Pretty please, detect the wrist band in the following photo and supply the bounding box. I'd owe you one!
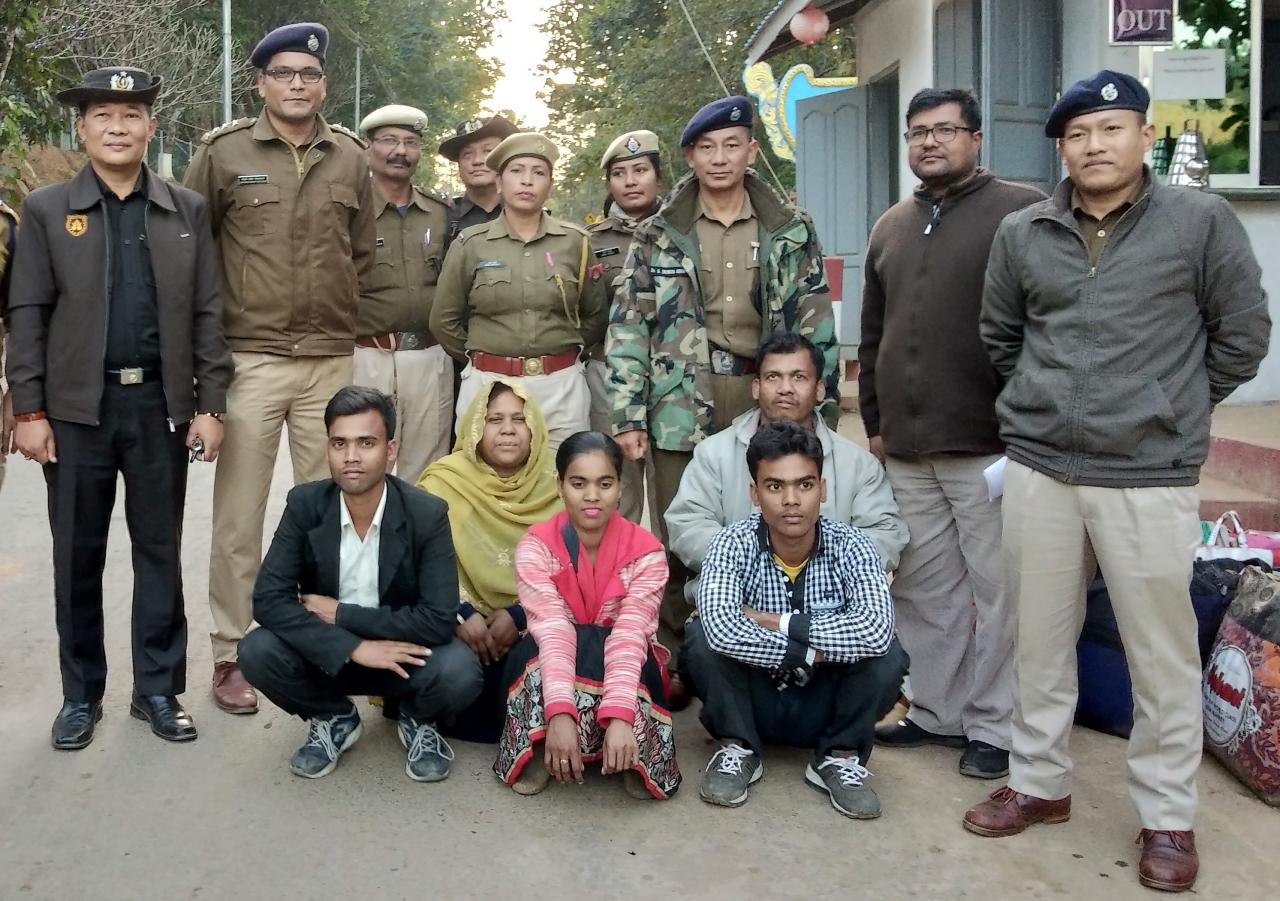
[15,411,47,422]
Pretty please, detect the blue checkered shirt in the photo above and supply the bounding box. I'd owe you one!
[696,513,895,670]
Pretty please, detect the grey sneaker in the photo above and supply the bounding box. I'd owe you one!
[699,743,762,807]
[399,715,454,782]
[290,705,362,778]
[805,754,881,819]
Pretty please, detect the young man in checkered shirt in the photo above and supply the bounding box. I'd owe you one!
[681,421,908,818]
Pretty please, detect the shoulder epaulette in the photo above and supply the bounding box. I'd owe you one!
[561,220,590,238]
[200,117,255,144]
[330,122,367,147]
[586,216,615,234]
[456,222,490,243]
[414,185,452,207]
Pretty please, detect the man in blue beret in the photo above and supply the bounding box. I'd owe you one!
[964,69,1271,893]
[605,94,838,708]
[184,21,376,716]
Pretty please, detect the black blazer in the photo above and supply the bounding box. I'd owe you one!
[252,476,459,676]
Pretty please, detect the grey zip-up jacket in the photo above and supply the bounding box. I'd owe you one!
[981,172,1270,487]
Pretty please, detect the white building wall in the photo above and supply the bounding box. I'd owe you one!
[853,0,938,200]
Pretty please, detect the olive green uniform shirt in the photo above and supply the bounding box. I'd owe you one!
[585,209,652,360]
[430,212,607,360]
[360,185,450,336]
[183,114,376,356]
[1071,174,1151,267]
[696,193,762,358]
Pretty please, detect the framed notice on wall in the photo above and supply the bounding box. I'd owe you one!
[1109,0,1177,45]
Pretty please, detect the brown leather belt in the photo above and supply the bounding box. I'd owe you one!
[356,331,437,351]
[471,349,580,377]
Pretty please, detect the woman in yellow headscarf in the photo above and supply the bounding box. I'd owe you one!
[418,379,562,741]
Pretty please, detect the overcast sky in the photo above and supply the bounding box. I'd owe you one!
[484,0,557,127]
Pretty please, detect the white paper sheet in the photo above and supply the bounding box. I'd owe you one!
[984,456,1008,502]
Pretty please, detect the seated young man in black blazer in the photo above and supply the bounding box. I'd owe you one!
[239,386,482,781]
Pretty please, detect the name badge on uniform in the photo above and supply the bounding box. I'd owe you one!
[376,236,385,247]
[593,246,621,259]
[237,174,269,185]
[476,260,507,269]
[649,265,687,277]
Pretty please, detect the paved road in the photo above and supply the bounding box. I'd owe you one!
[0,441,1271,900]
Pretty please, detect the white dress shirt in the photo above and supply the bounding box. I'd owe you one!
[338,484,388,610]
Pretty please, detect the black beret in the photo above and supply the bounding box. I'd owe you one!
[57,67,161,108]
[681,95,755,147]
[251,22,329,69]
[1045,69,1148,138]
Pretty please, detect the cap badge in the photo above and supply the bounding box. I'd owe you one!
[110,71,135,92]
[307,33,320,52]
[1100,83,1119,102]
[625,136,641,154]
[414,117,425,132]
[468,118,484,134]
[730,106,742,122]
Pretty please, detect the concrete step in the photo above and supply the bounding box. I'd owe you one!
[1204,404,1280,498]
[1198,474,1280,532]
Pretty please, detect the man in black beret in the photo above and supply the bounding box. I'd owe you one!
[964,69,1271,893]
[184,21,376,716]
[439,115,519,240]
[8,66,232,749]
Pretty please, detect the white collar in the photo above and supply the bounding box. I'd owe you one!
[340,480,388,533]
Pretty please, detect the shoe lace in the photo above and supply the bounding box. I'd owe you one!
[820,755,872,787]
[1138,830,1194,853]
[404,719,455,764]
[305,716,343,759]
[712,743,754,776]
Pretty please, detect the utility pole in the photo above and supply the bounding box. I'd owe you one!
[222,0,232,121]
[354,44,362,129]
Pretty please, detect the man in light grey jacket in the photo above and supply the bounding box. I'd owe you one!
[965,70,1270,895]
[666,332,907,602]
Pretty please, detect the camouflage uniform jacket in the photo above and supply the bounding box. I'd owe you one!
[606,170,836,452]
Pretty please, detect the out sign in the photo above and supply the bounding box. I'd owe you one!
[1110,0,1176,45]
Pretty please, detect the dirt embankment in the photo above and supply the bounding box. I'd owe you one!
[1,144,86,204]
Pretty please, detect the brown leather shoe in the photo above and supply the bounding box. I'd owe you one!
[1137,830,1198,892]
[962,786,1071,837]
[212,661,259,714]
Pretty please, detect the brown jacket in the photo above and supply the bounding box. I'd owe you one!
[183,114,376,355]
[859,170,1044,456]
[4,165,232,426]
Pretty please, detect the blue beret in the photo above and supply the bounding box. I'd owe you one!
[251,22,329,69]
[681,95,755,147]
[1045,69,1148,138]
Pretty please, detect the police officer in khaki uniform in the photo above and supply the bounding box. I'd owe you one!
[0,198,17,489]
[431,133,606,448]
[439,115,519,241]
[184,22,376,714]
[587,130,663,525]
[355,104,453,482]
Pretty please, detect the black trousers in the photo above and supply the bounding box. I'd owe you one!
[238,629,484,722]
[45,382,189,701]
[681,618,909,762]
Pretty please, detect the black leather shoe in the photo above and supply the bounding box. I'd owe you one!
[51,699,104,750]
[130,693,198,742]
[874,717,967,748]
[960,739,1010,779]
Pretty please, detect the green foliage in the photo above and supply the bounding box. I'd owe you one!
[541,0,852,222]
[1176,0,1250,151]
[0,2,67,190]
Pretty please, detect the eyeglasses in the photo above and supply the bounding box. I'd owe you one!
[372,135,422,151]
[904,125,975,146]
[263,67,325,84]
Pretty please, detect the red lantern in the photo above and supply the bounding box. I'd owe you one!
[790,4,830,46]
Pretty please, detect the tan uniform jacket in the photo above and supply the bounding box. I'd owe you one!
[430,212,606,360]
[361,185,450,336]
[184,114,376,356]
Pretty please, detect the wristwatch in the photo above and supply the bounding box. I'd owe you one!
[197,411,226,421]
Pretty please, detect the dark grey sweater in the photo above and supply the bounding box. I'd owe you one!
[859,170,1045,456]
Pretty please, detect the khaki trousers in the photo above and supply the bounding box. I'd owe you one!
[353,344,454,483]
[456,360,589,451]
[208,352,352,663]
[1003,460,1202,829]
[886,453,1012,748]
[587,360,654,527]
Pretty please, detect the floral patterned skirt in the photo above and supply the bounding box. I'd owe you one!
[494,625,682,798]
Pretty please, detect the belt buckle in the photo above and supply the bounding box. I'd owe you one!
[710,349,734,376]
[398,332,422,351]
[522,356,544,376]
[118,367,144,385]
